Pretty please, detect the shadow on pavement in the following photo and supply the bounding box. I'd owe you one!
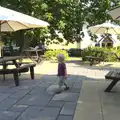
[64,60,119,71]
[0,73,107,88]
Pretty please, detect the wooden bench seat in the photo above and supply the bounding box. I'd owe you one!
[105,70,120,92]
[0,63,36,86]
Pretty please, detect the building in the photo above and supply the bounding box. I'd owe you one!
[95,34,120,48]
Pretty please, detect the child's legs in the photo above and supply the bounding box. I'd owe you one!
[64,82,68,87]
[58,76,65,88]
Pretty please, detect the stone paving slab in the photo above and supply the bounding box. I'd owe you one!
[46,85,59,93]
[8,104,28,112]
[15,84,36,90]
[17,106,44,120]
[40,75,57,82]
[66,81,75,88]
[30,90,55,96]
[70,88,81,93]
[17,94,52,106]
[70,80,83,93]
[20,80,43,85]
[11,80,44,91]
[47,100,64,108]
[0,87,19,93]
[103,111,120,120]
[74,110,103,120]
[0,98,19,110]
[10,90,30,99]
[76,101,101,112]
[57,115,73,120]
[29,86,48,94]
[0,111,21,120]
[0,93,12,102]
[17,106,60,120]
[72,81,83,89]
[60,102,77,115]
[38,81,52,88]
[38,107,60,118]
[52,92,79,102]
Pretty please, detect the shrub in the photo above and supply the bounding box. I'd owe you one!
[45,49,69,60]
[82,47,120,62]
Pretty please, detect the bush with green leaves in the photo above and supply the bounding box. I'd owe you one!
[82,47,120,62]
[45,49,69,60]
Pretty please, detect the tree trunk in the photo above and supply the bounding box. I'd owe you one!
[15,30,25,55]
[77,41,81,49]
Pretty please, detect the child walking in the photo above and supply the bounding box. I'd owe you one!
[56,54,69,94]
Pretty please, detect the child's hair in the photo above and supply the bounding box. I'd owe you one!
[57,54,65,63]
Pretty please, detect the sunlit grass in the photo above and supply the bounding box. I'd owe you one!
[67,57,82,61]
[20,58,33,63]
[21,57,120,68]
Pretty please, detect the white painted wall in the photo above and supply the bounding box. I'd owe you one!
[80,24,95,49]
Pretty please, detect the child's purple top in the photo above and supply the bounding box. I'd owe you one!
[58,63,66,76]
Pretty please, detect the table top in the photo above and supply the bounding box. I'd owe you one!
[24,49,42,52]
[0,56,21,63]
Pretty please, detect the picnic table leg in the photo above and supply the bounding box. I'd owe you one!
[37,57,42,64]
[13,72,19,86]
[30,66,34,79]
[3,74,5,81]
[2,62,7,81]
[90,59,94,66]
[105,79,119,92]
[12,60,19,68]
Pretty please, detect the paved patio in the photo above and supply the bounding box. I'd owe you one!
[0,75,82,120]
[0,61,119,120]
[73,80,120,120]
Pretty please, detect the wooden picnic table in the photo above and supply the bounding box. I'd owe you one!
[0,56,22,81]
[105,70,120,92]
[23,49,43,64]
[0,56,22,69]
[83,51,106,66]
[84,56,103,66]
[0,56,36,86]
[0,56,21,62]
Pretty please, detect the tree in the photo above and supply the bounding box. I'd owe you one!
[0,0,120,46]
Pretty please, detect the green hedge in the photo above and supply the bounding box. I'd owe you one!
[82,47,120,62]
[68,48,82,57]
[44,49,69,60]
